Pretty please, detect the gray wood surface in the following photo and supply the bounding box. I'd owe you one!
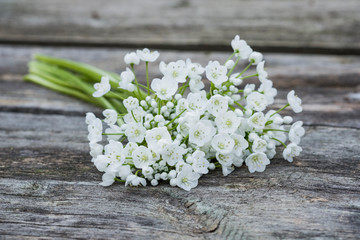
[0,43,359,239]
[0,0,360,52]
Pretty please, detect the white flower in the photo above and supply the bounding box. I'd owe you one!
[191,150,209,174]
[231,35,253,59]
[289,121,305,144]
[93,75,111,97]
[117,165,132,180]
[94,140,123,172]
[85,112,96,124]
[231,134,248,157]
[215,111,241,134]
[246,92,268,112]
[245,152,270,173]
[123,107,146,123]
[247,112,266,131]
[160,60,188,83]
[252,138,268,153]
[249,51,263,65]
[136,48,160,62]
[207,94,229,117]
[222,165,235,176]
[205,61,228,87]
[256,61,268,82]
[123,96,139,111]
[124,52,140,65]
[123,142,138,163]
[258,80,277,105]
[132,146,154,168]
[89,142,103,162]
[189,120,216,147]
[186,58,205,79]
[186,90,207,114]
[216,152,234,166]
[119,67,135,92]
[287,90,303,113]
[99,172,115,187]
[162,143,187,166]
[225,60,235,69]
[175,98,188,115]
[176,165,200,191]
[145,127,172,152]
[125,175,147,187]
[283,143,302,162]
[104,125,123,141]
[189,75,205,93]
[102,109,117,125]
[88,118,103,143]
[211,133,235,154]
[124,122,146,143]
[151,77,178,100]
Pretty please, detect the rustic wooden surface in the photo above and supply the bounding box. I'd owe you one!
[0,0,360,53]
[0,1,360,239]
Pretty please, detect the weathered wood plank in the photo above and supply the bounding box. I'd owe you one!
[0,111,359,239]
[0,0,359,52]
[1,45,359,127]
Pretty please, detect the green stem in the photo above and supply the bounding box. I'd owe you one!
[241,73,258,80]
[227,57,240,77]
[271,137,287,148]
[236,62,253,78]
[146,62,150,95]
[131,64,142,99]
[165,109,186,127]
[234,101,246,111]
[270,104,290,118]
[264,129,289,133]
[224,52,235,64]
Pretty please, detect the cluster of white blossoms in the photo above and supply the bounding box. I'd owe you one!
[86,36,304,191]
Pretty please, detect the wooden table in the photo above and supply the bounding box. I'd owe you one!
[0,1,359,239]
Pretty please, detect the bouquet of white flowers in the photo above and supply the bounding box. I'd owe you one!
[25,35,304,191]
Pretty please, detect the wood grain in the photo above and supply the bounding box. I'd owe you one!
[0,0,359,52]
[0,111,359,239]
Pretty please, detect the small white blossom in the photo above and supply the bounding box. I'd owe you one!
[124,122,146,143]
[189,120,216,147]
[123,107,146,123]
[246,92,268,112]
[123,96,139,111]
[207,94,229,117]
[145,127,172,152]
[160,60,188,83]
[151,77,178,100]
[102,109,117,125]
[247,112,266,131]
[215,111,241,134]
[287,90,303,113]
[186,91,207,114]
[283,143,302,162]
[162,143,187,166]
[93,76,111,97]
[231,35,253,59]
[216,152,235,167]
[191,150,209,174]
[189,75,205,93]
[136,48,160,62]
[249,51,263,65]
[211,133,235,154]
[205,61,228,87]
[124,52,140,65]
[289,121,305,144]
[245,152,270,173]
[186,58,205,79]
[132,146,154,168]
[252,138,268,153]
[99,172,115,187]
[231,134,249,157]
[88,118,103,143]
[256,61,268,82]
[176,165,200,191]
[125,175,147,187]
